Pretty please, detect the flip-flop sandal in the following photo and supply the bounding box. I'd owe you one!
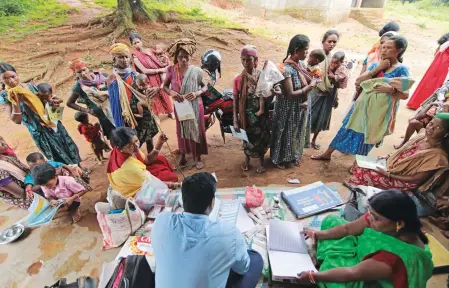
[311,155,331,161]
[276,164,286,170]
[196,162,204,170]
[241,164,250,171]
[311,142,321,150]
[256,167,266,174]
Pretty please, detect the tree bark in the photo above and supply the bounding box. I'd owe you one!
[112,0,155,39]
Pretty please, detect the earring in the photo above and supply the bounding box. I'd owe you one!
[396,222,400,232]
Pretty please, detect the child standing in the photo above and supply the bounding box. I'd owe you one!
[31,163,88,223]
[74,112,110,161]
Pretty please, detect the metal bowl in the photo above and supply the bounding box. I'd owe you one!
[0,224,25,245]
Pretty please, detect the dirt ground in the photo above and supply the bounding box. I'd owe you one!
[0,0,448,287]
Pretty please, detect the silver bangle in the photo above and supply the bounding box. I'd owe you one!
[12,111,22,115]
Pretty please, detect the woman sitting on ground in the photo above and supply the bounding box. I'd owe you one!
[107,127,180,207]
[0,136,34,209]
[347,114,449,191]
[297,190,433,287]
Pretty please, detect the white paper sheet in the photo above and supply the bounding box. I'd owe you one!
[268,220,307,254]
[356,155,387,170]
[174,100,195,121]
[209,198,255,233]
[266,226,317,280]
[230,126,249,142]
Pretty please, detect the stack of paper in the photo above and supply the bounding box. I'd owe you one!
[209,198,255,233]
[267,220,316,281]
[356,155,386,170]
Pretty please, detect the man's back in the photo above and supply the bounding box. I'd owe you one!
[152,212,250,288]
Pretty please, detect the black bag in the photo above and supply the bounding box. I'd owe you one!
[106,255,155,288]
[45,277,97,288]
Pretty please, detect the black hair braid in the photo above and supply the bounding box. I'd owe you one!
[283,34,310,63]
[390,35,408,63]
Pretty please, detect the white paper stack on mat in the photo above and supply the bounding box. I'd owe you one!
[209,198,255,233]
[267,220,316,282]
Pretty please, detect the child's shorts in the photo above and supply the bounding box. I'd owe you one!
[68,201,81,211]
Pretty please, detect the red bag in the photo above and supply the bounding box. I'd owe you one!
[245,186,264,208]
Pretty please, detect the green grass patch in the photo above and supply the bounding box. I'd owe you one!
[0,0,71,38]
[385,0,449,23]
[93,0,245,29]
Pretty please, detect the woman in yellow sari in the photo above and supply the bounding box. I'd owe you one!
[106,127,179,208]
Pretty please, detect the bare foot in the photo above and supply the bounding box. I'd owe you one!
[72,210,82,224]
[429,216,449,230]
[441,230,449,239]
[256,166,266,174]
[179,155,187,166]
[311,154,331,161]
[394,142,405,150]
[293,160,301,167]
[168,113,175,119]
[241,163,250,171]
[311,142,321,150]
[196,161,204,170]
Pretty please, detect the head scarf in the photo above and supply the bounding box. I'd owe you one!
[435,113,449,121]
[69,58,88,72]
[167,38,197,60]
[241,45,258,57]
[129,32,141,45]
[109,43,130,56]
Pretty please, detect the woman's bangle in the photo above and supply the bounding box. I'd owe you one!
[308,271,316,284]
[12,111,22,115]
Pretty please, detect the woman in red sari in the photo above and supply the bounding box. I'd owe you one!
[130,33,174,118]
[407,33,449,109]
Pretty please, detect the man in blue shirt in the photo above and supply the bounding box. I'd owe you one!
[152,172,263,288]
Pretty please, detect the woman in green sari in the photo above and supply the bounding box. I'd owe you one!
[298,190,433,287]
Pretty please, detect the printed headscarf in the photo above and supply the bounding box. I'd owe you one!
[129,32,141,45]
[167,38,197,60]
[69,58,88,72]
[109,43,130,56]
[241,45,258,57]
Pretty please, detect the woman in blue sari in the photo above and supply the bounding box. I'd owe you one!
[312,36,410,161]
[107,43,159,150]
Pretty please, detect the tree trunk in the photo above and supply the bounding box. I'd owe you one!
[112,0,155,39]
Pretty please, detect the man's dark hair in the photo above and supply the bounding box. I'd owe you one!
[26,152,45,163]
[31,163,56,185]
[182,172,217,214]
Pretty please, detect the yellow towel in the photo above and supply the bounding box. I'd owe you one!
[7,86,55,127]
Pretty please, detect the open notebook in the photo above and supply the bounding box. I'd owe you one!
[267,220,317,282]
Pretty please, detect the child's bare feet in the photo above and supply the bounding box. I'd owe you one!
[72,210,82,223]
